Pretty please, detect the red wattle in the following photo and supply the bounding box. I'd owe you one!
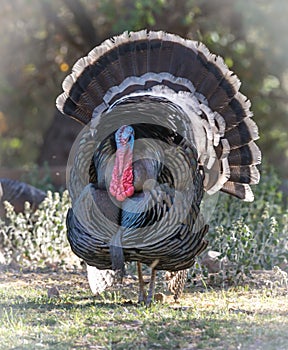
[109,147,134,202]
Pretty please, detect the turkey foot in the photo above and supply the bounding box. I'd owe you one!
[137,263,157,307]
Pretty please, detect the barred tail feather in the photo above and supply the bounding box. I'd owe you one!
[56,30,261,201]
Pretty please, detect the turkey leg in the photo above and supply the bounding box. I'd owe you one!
[146,267,157,307]
[137,262,146,303]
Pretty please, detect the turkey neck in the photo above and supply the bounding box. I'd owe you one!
[109,144,134,201]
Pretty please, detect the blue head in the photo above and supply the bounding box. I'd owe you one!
[115,125,135,150]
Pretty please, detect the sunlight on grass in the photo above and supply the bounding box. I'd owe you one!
[0,271,287,350]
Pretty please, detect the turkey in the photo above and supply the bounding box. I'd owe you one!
[56,30,261,305]
[0,178,46,218]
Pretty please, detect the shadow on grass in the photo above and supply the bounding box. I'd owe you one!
[1,292,288,350]
[0,293,142,313]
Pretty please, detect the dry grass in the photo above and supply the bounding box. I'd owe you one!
[0,266,287,350]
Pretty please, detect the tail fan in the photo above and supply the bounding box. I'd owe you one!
[56,30,261,201]
[86,264,115,294]
[165,270,188,301]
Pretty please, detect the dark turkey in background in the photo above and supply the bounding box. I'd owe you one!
[0,178,46,218]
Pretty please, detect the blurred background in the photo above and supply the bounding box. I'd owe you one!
[0,0,287,189]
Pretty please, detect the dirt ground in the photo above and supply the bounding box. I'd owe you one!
[1,263,287,301]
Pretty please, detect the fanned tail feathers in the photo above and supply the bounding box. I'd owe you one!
[165,270,188,301]
[86,264,115,294]
[56,30,261,201]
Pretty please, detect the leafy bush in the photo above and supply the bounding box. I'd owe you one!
[206,165,288,277]
[0,190,80,269]
[0,166,287,278]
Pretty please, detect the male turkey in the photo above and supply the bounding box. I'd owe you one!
[56,30,261,305]
[0,178,46,218]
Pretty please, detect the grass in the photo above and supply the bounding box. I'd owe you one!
[0,267,287,350]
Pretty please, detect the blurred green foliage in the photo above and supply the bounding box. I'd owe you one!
[207,164,288,278]
[0,190,78,268]
[0,0,287,176]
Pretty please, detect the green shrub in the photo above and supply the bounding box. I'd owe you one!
[0,190,80,269]
[207,165,288,276]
